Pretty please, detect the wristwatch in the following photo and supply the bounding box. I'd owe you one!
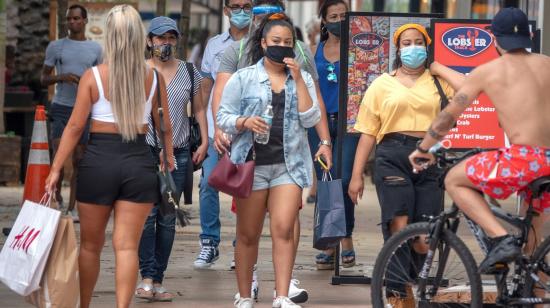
[318,139,332,147]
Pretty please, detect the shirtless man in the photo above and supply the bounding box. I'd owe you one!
[409,7,550,274]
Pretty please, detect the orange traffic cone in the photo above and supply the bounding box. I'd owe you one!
[22,105,50,203]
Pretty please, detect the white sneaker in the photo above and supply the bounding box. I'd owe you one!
[234,297,254,308]
[234,268,259,302]
[272,279,308,304]
[289,279,308,303]
[272,296,301,308]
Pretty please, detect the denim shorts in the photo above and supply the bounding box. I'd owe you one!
[49,103,90,144]
[252,163,296,191]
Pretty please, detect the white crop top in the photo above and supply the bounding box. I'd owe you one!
[90,66,156,123]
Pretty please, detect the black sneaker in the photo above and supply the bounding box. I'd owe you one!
[478,235,521,274]
[194,239,219,269]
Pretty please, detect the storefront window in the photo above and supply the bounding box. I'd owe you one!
[419,0,431,13]
[471,0,514,19]
[525,0,540,26]
[384,0,409,12]
[356,0,374,11]
[446,0,457,17]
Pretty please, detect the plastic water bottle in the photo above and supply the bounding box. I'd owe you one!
[255,105,273,144]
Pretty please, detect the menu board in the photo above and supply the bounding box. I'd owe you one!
[431,20,537,149]
[341,13,440,133]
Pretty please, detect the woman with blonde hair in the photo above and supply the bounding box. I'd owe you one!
[45,5,174,307]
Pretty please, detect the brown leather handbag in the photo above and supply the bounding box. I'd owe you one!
[207,152,255,199]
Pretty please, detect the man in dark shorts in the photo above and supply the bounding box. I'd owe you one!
[41,4,102,217]
[410,7,550,274]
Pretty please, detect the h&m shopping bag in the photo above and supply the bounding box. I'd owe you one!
[25,215,79,307]
[0,197,61,296]
[313,171,347,250]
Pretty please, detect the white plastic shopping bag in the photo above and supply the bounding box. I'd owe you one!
[0,195,61,296]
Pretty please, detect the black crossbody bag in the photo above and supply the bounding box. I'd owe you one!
[433,76,456,128]
[184,62,204,171]
[151,69,190,226]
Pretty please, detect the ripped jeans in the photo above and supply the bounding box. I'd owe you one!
[374,133,444,297]
[373,133,444,241]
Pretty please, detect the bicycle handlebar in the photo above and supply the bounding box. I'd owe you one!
[414,148,489,170]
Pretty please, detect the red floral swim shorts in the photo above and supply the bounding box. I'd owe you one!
[465,144,550,213]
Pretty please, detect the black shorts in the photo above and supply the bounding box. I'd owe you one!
[49,103,90,144]
[373,133,444,240]
[76,133,159,206]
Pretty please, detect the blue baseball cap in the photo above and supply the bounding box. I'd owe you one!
[148,16,180,37]
[491,7,532,51]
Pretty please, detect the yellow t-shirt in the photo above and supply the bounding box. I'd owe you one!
[354,70,454,144]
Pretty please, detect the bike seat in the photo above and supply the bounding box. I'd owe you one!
[527,176,550,199]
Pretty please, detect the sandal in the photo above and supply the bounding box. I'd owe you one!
[341,250,356,268]
[153,285,175,302]
[135,281,154,301]
[315,252,335,270]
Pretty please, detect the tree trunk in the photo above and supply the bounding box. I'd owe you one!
[0,0,6,134]
[57,0,67,39]
[156,0,166,16]
[178,0,190,60]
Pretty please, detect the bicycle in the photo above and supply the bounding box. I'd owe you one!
[371,147,550,307]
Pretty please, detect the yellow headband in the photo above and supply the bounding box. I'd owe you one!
[393,23,432,46]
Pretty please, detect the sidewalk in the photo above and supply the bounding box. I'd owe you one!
[0,174,542,307]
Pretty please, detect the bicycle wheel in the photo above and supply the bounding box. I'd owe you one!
[521,234,550,307]
[371,222,483,308]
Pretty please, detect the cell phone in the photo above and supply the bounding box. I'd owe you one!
[317,156,329,170]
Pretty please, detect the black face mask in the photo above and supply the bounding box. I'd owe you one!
[325,22,341,37]
[152,43,175,62]
[264,45,295,64]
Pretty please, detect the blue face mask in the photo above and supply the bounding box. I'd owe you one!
[230,10,252,30]
[400,45,427,69]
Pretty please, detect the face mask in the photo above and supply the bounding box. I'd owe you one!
[325,22,341,38]
[264,45,295,64]
[400,45,427,69]
[230,10,252,30]
[152,43,175,62]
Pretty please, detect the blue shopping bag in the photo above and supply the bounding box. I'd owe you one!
[313,171,347,250]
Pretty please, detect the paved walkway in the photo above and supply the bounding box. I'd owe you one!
[0,174,545,307]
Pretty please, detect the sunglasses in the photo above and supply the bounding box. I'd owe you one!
[326,63,337,83]
[227,5,252,14]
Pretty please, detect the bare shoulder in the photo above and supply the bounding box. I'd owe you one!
[474,57,500,74]
[79,68,96,88]
[310,44,318,55]
[531,53,550,67]
[464,59,500,84]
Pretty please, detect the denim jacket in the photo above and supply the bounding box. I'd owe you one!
[217,58,321,188]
